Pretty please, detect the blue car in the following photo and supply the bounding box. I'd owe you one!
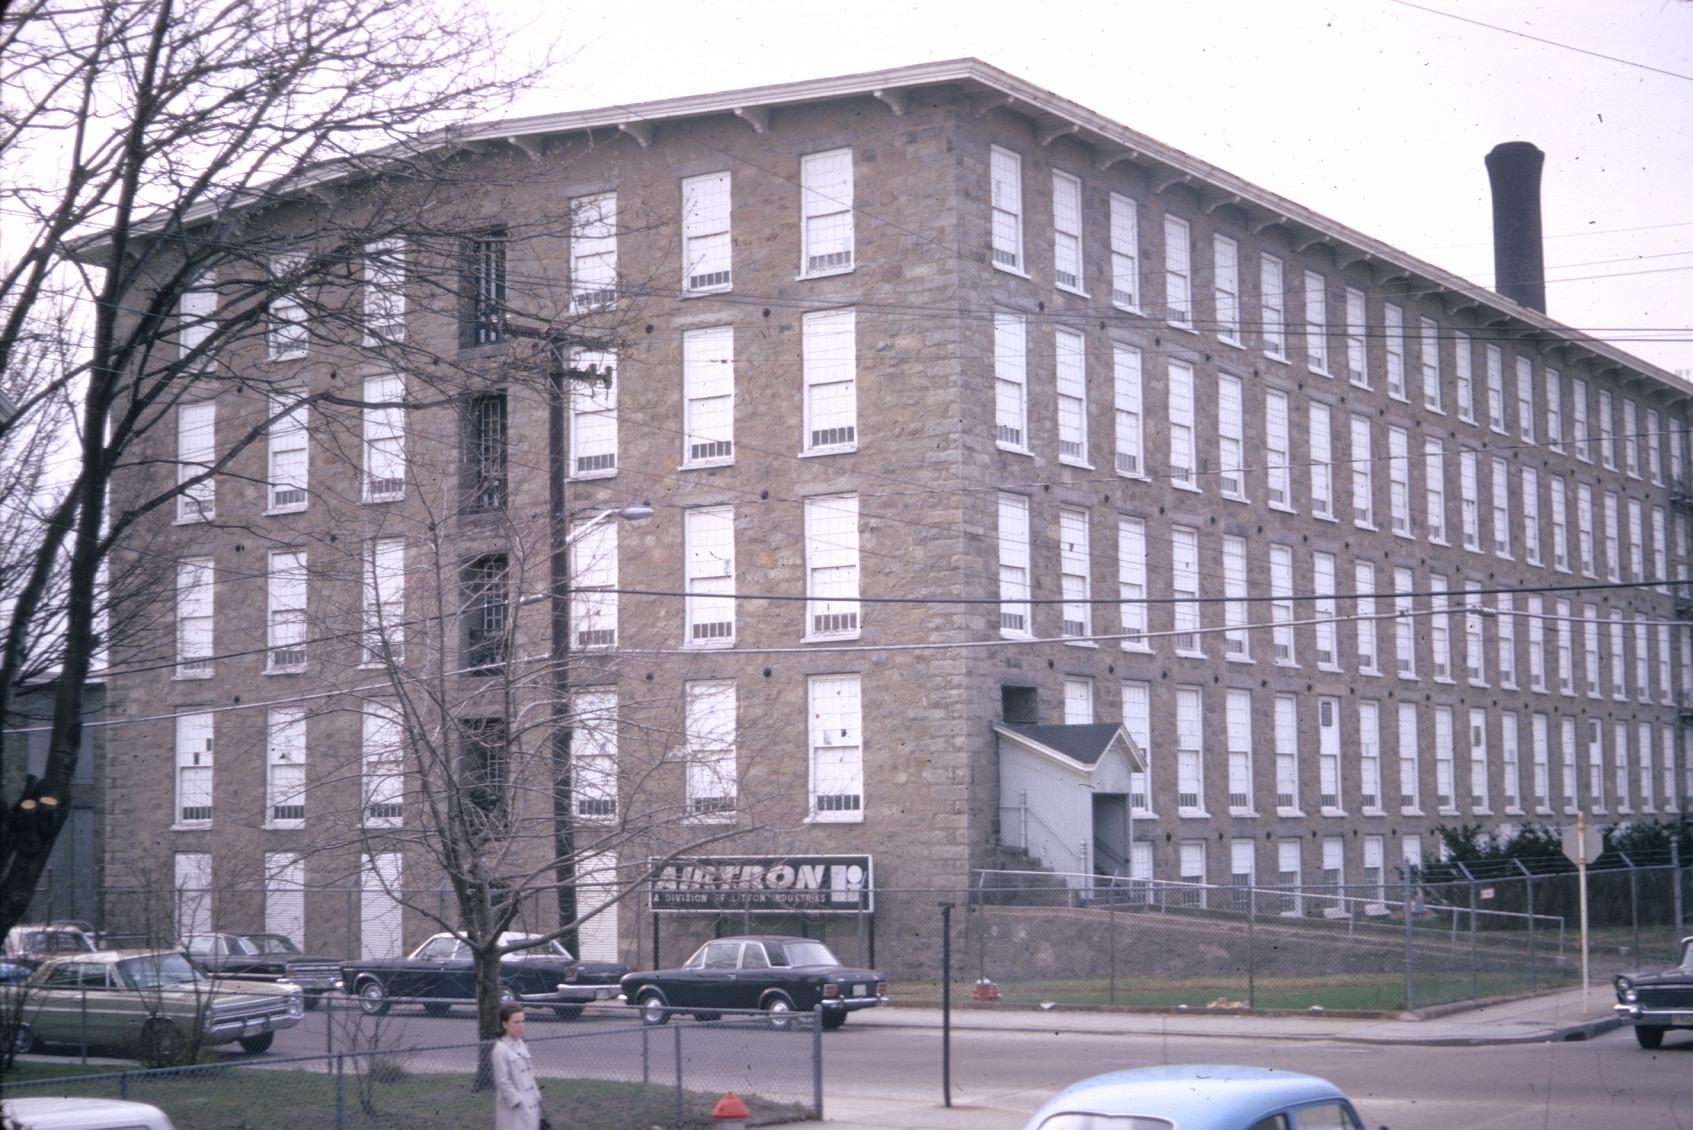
[1022,1065,1367,1130]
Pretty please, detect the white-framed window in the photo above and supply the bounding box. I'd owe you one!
[1490,456,1512,558]
[1610,611,1628,700]
[1459,449,1480,551]
[809,674,863,820]
[1213,234,1240,344]
[1266,389,1294,509]
[1623,398,1641,478]
[1061,507,1093,642]
[1226,688,1254,812]
[1109,193,1139,309]
[1270,544,1295,664]
[1167,359,1196,488]
[174,852,213,938]
[266,388,308,512]
[178,281,217,361]
[1429,573,1452,681]
[1395,567,1416,679]
[1176,686,1205,814]
[1527,595,1547,691]
[1052,170,1084,292]
[175,711,214,825]
[364,238,406,338]
[1350,415,1373,528]
[1647,408,1663,483]
[1546,370,1563,451]
[1531,713,1551,812]
[805,494,860,640]
[1584,604,1602,698]
[1419,316,1441,411]
[361,704,403,827]
[1363,835,1386,901]
[1277,838,1304,913]
[570,516,619,649]
[1345,287,1367,385]
[1322,836,1345,895]
[681,170,732,291]
[1588,719,1607,812]
[1521,466,1541,566]
[1424,439,1446,543]
[1550,476,1569,571]
[1164,215,1192,327]
[175,557,214,678]
[685,681,737,819]
[989,146,1024,272]
[1660,623,1675,705]
[573,690,618,822]
[569,193,617,310]
[1063,677,1094,725]
[1485,344,1505,432]
[266,707,306,827]
[1434,706,1456,811]
[176,400,216,522]
[1261,254,1286,359]
[1223,535,1249,660]
[360,852,402,960]
[1469,708,1491,812]
[1664,728,1679,814]
[1599,388,1616,468]
[1464,582,1486,685]
[1497,592,1517,688]
[1640,722,1656,812]
[1573,376,1591,460]
[1170,524,1199,654]
[361,374,405,502]
[1653,507,1668,593]
[1603,492,1621,582]
[1055,328,1089,465]
[1304,270,1330,375]
[1112,343,1144,476]
[1454,331,1475,423]
[1515,357,1535,443]
[1627,497,1644,581]
[264,853,305,943]
[1384,303,1406,399]
[994,313,1028,451]
[1218,373,1245,499]
[1355,560,1377,675]
[802,308,857,452]
[1577,483,1596,576]
[1179,841,1208,907]
[998,494,1032,637]
[1313,552,1338,670]
[1119,515,1149,651]
[1562,718,1579,813]
[1231,839,1257,902]
[684,506,736,647]
[361,537,405,665]
[266,549,307,673]
[1360,700,1382,812]
[1122,681,1152,813]
[1274,694,1300,813]
[268,251,306,360]
[1615,721,1632,813]
[1318,696,1342,813]
[683,326,734,465]
[1308,399,1332,517]
[1636,617,1652,704]
[800,148,853,276]
[1388,427,1411,536]
[1398,702,1421,812]
[569,349,617,476]
[1673,417,1687,483]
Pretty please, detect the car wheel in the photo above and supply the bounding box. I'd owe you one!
[238,1032,275,1055]
[553,1006,584,1022]
[138,1018,187,1066]
[356,978,391,1017]
[9,1022,36,1055]
[637,990,670,1026]
[498,983,517,1006]
[302,994,321,1012]
[821,1010,847,1031]
[1635,1024,1666,1049]
[762,993,796,1030]
[422,1003,451,1019]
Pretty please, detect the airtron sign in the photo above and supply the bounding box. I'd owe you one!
[648,854,873,914]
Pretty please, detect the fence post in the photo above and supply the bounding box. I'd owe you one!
[673,1023,685,1128]
[1469,879,1479,1003]
[1247,884,1257,1011]
[335,1053,344,1130]
[1673,839,1684,934]
[813,1006,824,1120]
[1526,871,1537,993]
[1108,895,1117,1006]
[641,1019,650,1085]
[940,901,954,1109]
[119,1071,128,1101]
[1630,862,1641,962]
[1403,868,1415,1013]
[79,988,87,1064]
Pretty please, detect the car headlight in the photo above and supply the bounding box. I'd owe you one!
[1613,975,1637,1004]
[287,988,305,1018]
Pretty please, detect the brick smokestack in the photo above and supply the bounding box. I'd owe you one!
[1484,141,1547,314]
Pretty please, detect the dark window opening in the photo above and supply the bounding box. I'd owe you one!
[462,232,507,347]
[462,392,508,512]
[461,553,510,673]
[459,716,507,820]
[1001,685,1038,724]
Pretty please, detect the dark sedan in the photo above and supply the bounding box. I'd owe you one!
[620,935,887,1030]
[180,932,342,1007]
[1614,934,1693,1048]
[340,932,628,1019]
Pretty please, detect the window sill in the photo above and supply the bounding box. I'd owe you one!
[1401,807,1424,817]
[1055,282,1090,299]
[1170,480,1203,495]
[173,514,214,526]
[680,285,734,299]
[1001,631,1035,642]
[1273,658,1300,669]
[1221,491,1249,505]
[1217,336,1245,350]
[1277,807,1306,818]
[1362,807,1386,818]
[1393,528,1416,541]
[1317,662,1342,674]
[1119,641,1153,654]
[265,505,308,518]
[362,820,403,830]
[1058,456,1095,471]
[1496,551,1515,562]
[1265,351,1289,366]
[265,668,306,677]
[1425,405,1446,417]
[1229,808,1258,818]
[1500,680,1519,692]
[1111,301,1144,317]
[1358,668,1381,678]
[1457,414,1477,427]
[1438,807,1461,817]
[1312,510,1337,523]
[1309,366,1333,380]
[263,821,305,831]
[801,445,858,458]
[684,812,738,826]
[1226,653,1254,665]
[1504,807,1524,817]
[1065,638,1101,649]
[1116,470,1151,483]
[171,823,212,832]
[804,632,862,644]
[1166,321,1198,335]
[1174,648,1205,660]
[569,468,619,481]
[1177,809,1212,820]
[796,265,855,282]
[1462,541,1483,554]
[1268,501,1300,516]
[1398,672,1419,683]
[173,671,214,681]
[679,458,735,471]
[804,810,865,825]
[362,495,405,506]
[992,261,1030,280]
[1320,807,1347,818]
[683,639,737,651]
[996,442,1034,456]
[1131,809,1157,820]
[269,350,307,363]
[1472,807,1494,817]
[1388,391,1409,404]
[1353,520,1378,533]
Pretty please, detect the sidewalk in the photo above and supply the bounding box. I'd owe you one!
[804,987,1622,1129]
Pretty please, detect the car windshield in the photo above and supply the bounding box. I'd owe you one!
[770,941,840,967]
[1037,1116,1174,1129]
[219,935,260,955]
[25,930,92,953]
[1680,939,1693,971]
[246,934,302,955]
[118,953,205,990]
[500,934,572,959]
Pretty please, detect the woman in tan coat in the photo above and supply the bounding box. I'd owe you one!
[492,1003,544,1130]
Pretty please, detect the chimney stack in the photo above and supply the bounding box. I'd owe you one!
[1484,141,1547,314]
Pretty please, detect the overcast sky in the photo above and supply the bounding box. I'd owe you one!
[493,0,1693,377]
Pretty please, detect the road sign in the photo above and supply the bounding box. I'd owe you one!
[1562,825,1603,866]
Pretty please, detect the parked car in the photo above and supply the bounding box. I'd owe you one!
[619,935,888,1030]
[3,924,98,968]
[180,932,342,1008]
[1613,934,1693,1049]
[1021,1065,1368,1130]
[6,950,303,1061]
[340,931,628,1019]
[1,1097,178,1130]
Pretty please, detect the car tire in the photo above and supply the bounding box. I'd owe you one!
[356,978,391,1017]
[637,990,670,1026]
[238,1032,275,1055]
[1635,1024,1666,1049]
[553,1006,584,1022]
[761,993,796,1030]
[10,1021,36,1055]
[138,1018,187,1066]
[422,1003,451,1019]
[302,995,321,1012]
[821,1010,847,1031]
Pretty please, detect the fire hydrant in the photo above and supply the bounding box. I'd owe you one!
[973,977,1000,1002]
[712,1092,751,1130]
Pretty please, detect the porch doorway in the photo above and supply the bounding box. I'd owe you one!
[1092,793,1129,878]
